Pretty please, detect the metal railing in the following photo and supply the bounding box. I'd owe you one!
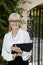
[27,6,43,65]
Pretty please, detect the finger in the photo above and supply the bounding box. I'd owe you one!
[11,47,12,50]
[15,45,17,47]
[11,46,13,50]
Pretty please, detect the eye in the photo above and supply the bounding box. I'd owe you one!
[9,20,20,23]
[9,20,15,23]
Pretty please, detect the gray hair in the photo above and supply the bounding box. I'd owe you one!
[8,13,21,21]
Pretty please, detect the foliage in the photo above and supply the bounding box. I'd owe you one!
[0,0,23,65]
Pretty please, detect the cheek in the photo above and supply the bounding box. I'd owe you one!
[17,23,20,27]
[10,23,20,28]
[10,23,12,27]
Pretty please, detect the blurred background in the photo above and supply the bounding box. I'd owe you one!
[0,0,43,65]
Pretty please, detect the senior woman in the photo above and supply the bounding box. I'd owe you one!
[1,13,32,65]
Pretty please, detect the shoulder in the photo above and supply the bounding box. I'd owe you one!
[4,31,11,38]
[20,28,29,35]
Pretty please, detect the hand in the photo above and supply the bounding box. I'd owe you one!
[11,45,23,54]
[12,53,17,59]
[17,53,21,56]
[12,53,21,59]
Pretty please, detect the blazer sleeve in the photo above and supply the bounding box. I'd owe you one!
[21,50,32,61]
[21,32,32,61]
[1,35,14,61]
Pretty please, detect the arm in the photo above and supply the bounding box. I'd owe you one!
[21,50,32,61]
[21,32,32,61]
[1,35,17,61]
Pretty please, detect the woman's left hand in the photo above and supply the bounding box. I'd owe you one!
[11,45,23,54]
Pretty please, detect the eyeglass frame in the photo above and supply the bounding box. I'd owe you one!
[9,20,20,23]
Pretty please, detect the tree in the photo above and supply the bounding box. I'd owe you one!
[0,0,23,65]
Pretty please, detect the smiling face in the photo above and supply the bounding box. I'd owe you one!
[9,19,20,30]
[8,13,21,30]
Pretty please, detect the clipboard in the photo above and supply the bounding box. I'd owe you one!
[11,43,33,54]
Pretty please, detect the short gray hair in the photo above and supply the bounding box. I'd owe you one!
[8,13,21,21]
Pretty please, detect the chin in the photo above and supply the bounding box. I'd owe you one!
[12,27,19,30]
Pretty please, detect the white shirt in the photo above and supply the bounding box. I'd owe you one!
[1,28,32,61]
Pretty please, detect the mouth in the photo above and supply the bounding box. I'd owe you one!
[12,24,17,27]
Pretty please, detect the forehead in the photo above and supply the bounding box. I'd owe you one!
[9,17,20,21]
[8,13,20,21]
[9,16,20,21]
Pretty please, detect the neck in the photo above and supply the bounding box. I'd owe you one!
[12,28,19,37]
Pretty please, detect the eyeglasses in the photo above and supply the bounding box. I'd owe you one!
[9,20,20,23]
